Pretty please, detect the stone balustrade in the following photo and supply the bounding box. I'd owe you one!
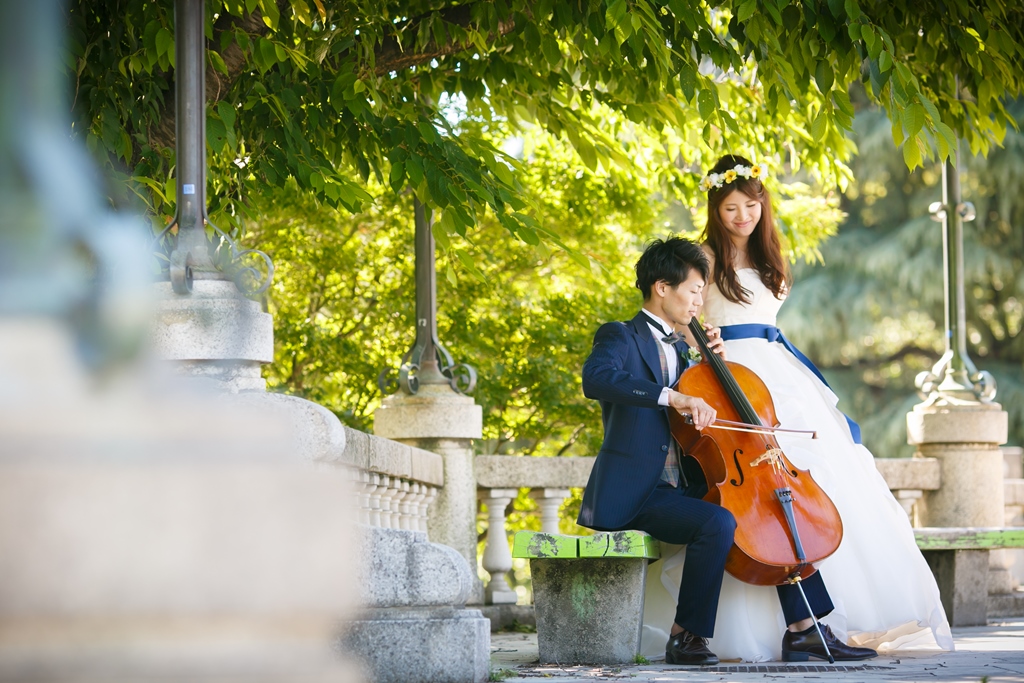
[250,393,446,535]
[332,425,444,534]
[475,455,595,605]
[474,454,955,606]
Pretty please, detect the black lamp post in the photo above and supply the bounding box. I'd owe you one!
[917,133,995,402]
[158,0,272,297]
[379,198,476,396]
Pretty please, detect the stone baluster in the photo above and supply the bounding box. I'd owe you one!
[894,488,924,526]
[407,483,426,533]
[366,473,384,527]
[375,474,391,528]
[379,475,400,528]
[420,486,438,534]
[531,488,570,534]
[357,470,374,525]
[394,479,412,530]
[480,488,518,605]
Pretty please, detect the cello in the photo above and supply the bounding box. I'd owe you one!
[670,319,844,657]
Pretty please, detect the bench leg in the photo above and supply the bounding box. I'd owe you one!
[531,557,647,665]
[922,549,989,627]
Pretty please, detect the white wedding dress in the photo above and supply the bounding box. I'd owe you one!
[640,268,954,661]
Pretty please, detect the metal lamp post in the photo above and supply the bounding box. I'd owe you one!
[156,0,272,297]
[907,109,1008,617]
[379,198,476,396]
[168,0,213,293]
[916,141,996,403]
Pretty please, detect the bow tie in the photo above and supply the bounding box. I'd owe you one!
[661,331,686,345]
[649,320,685,345]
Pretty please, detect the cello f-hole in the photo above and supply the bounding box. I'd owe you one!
[729,449,745,487]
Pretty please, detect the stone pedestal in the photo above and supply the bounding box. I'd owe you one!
[908,400,1009,624]
[150,280,273,392]
[907,402,1007,528]
[342,527,490,683]
[374,383,484,602]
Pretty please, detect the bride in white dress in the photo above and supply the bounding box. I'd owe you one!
[640,155,954,661]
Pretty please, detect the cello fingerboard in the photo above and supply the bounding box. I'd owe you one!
[688,319,761,425]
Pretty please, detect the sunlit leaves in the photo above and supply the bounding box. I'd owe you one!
[69,0,1024,255]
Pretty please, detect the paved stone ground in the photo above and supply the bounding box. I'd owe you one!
[490,620,1024,682]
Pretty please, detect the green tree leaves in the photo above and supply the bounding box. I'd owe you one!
[69,0,1024,250]
[782,101,1024,457]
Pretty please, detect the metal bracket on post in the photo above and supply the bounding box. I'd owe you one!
[169,249,194,294]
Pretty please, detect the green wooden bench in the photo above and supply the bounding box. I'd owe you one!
[512,530,660,665]
[915,527,1024,626]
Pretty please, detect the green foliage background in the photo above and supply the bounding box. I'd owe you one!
[782,99,1024,459]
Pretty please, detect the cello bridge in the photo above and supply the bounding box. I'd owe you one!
[750,448,786,473]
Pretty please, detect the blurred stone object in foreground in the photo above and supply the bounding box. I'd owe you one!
[0,0,359,679]
[0,323,360,682]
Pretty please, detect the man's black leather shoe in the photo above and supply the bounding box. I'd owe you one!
[665,629,719,666]
[782,624,877,662]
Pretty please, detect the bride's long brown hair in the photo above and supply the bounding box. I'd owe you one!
[701,154,790,304]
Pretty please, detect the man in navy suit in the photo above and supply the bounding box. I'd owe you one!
[577,237,876,665]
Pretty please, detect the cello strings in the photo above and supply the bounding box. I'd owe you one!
[688,320,790,487]
[688,320,761,425]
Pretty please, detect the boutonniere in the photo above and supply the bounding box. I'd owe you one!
[685,347,703,363]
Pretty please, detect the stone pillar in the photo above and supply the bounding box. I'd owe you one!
[374,383,484,600]
[907,402,1008,528]
[908,401,1010,621]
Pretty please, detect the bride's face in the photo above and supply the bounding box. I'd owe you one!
[717,189,762,245]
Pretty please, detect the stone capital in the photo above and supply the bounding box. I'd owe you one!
[373,384,482,441]
[150,281,273,364]
[907,401,1008,446]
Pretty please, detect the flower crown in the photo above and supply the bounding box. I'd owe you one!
[698,162,769,192]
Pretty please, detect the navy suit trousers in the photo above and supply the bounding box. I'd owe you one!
[628,477,834,638]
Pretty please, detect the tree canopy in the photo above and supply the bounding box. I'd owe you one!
[65,1,1024,455]
[70,0,1024,252]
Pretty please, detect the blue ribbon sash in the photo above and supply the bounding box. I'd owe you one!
[718,323,862,444]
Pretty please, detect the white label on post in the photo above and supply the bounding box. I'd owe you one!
[183,184,196,195]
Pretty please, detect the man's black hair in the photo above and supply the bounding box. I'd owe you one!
[634,236,710,301]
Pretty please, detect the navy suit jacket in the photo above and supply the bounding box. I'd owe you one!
[577,310,694,531]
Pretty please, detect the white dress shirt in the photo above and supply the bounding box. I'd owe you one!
[641,309,680,407]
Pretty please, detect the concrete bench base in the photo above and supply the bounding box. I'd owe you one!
[531,556,648,664]
[513,531,659,665]
[921,548,990,627]
[915,527,1024,627]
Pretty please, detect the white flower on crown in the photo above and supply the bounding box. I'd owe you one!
[699,161,769,191]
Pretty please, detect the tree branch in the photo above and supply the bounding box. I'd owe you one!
[556,423,586,456]
[147,0,289,152]
[146,1,516,150]
[370,4,517,77]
